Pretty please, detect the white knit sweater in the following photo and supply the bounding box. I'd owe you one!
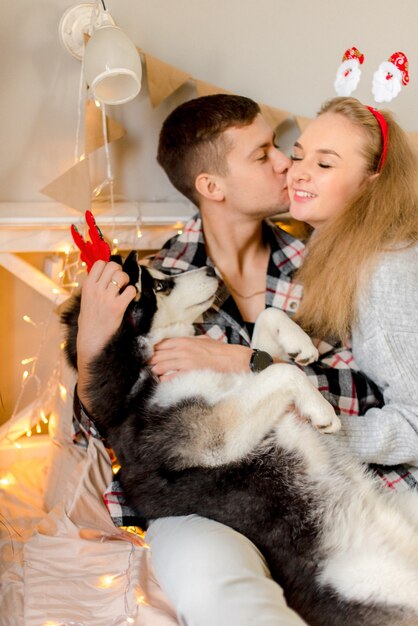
[337,245,418,466]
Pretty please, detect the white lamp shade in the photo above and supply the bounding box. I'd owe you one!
[84,25,142,105]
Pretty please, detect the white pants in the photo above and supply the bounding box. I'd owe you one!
[146,515,307,626]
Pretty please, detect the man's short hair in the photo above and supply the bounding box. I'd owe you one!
[157,94,260,205]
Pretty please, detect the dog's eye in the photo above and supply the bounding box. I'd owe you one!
[154,280,165,293]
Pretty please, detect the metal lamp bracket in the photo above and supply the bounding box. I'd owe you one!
[58,3,115,60]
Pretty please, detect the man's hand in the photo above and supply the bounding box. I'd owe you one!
[76,260,136,409]
[149,336,253,381]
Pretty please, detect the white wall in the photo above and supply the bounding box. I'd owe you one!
[2,0,418,208]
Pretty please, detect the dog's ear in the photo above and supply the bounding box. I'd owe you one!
[136,265,142,300]
[110,253,123,266]
[120,251,144,301]
[122,251,140,284]
[124,264,157,335]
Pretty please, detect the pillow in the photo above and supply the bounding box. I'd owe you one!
[25,435,178,626]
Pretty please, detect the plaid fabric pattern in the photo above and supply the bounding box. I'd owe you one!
[103,477,149,529]
[370,463,418,491]
[72,386,103,443]
[73,214,416,527]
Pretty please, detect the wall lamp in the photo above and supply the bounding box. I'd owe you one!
[59,2,142,105]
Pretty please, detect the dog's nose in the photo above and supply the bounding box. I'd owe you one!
[205,266,216,277]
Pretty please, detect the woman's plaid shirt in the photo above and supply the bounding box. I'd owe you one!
[74,215,415,528]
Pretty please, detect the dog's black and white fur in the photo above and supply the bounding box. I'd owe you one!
[62,252,418,626]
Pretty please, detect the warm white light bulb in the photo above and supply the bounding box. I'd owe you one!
[23,315,37,326]
[21,357,36,365]
[0,472,16,486]
[99,574,115,588]
[59,384,67,401]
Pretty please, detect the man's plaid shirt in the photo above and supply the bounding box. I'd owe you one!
[73,214,417,526]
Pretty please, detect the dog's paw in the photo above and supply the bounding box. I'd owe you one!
[252,308,319,365]
[306,400,341,434]
[295,380,341,434]
[290,365,341,434]
[273,321,319,365]
[284,335,319,366]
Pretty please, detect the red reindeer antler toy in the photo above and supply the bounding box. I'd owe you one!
[71,210,111,272]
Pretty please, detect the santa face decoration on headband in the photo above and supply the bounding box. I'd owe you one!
[372,51,409,103]
[334,46,365,97]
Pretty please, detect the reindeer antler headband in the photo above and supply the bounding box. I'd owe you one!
[71,210,111,272]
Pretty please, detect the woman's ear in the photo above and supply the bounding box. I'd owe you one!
[195,173,225,202]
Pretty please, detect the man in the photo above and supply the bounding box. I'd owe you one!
[75,95,380,626]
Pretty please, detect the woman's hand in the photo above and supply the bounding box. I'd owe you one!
[149,336,253,381]
[76,260,136,408]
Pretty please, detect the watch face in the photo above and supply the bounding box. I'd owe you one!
[250,350,273,372]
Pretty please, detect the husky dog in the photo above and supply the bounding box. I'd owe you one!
[62,252,418,626]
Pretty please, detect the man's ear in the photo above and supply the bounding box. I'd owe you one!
[195,173,225,202]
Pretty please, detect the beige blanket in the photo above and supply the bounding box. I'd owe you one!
[0,438,178,626]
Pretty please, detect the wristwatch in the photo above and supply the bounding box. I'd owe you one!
[249,349,273,372]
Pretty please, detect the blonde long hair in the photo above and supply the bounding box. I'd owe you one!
[294,97,418,342]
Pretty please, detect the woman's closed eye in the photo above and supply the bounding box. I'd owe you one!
[291,154,332,169]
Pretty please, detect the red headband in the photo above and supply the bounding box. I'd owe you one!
[366,106,388,172]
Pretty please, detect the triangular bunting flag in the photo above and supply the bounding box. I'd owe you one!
[145,54,191,108]
[295,116,313,132]
[40,158,91,213]
[194,80,232,98]
[258,103,291,131]
[85,100,127,155]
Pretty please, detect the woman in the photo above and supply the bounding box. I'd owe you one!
[287,96,418,470]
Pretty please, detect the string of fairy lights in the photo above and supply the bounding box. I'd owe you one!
[3,247,78,448]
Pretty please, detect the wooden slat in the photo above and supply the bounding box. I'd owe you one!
[0,253,69,304]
